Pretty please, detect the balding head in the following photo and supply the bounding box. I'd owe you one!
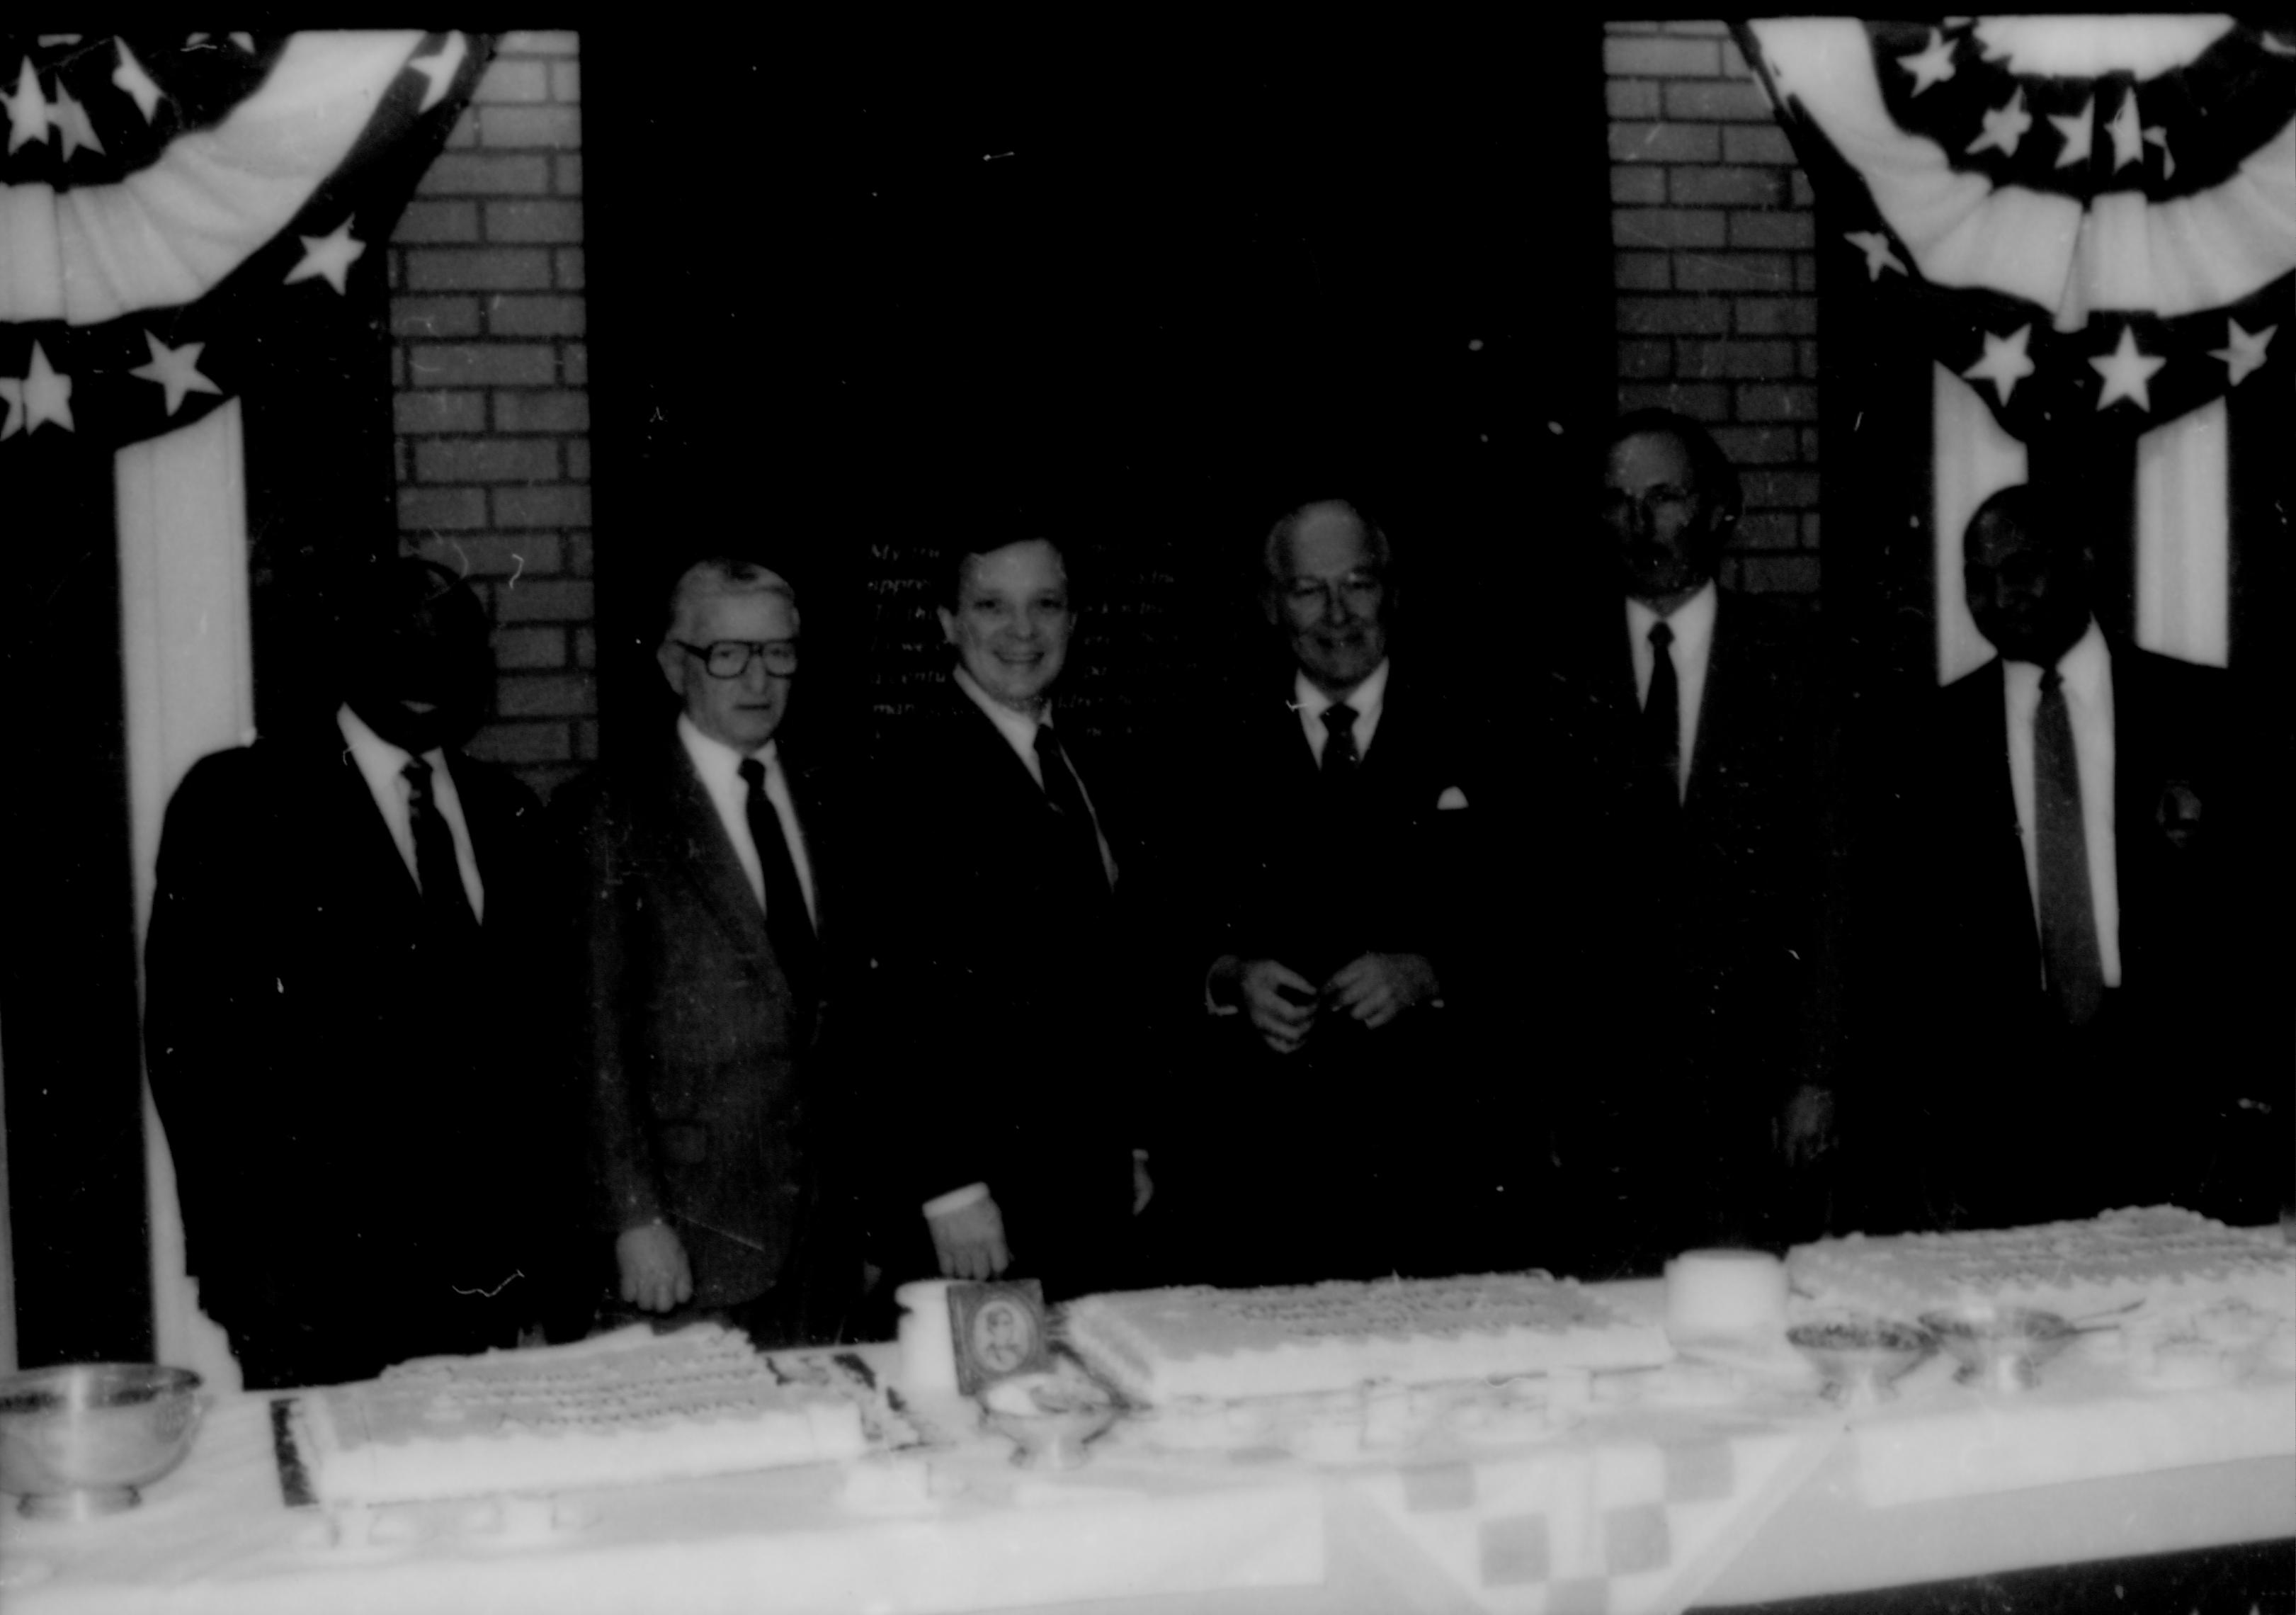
[1962,485,2094,667]
[1262,499,1394,696]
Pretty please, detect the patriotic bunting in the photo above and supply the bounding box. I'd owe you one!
[1740,18,2294,446]
[1738,17,2294,681]
[0,31,491,456]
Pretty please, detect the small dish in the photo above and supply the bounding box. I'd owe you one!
[1786,1318,1937,1405]
[979,1371,1119,1470]
[1919,1308,2079,1392]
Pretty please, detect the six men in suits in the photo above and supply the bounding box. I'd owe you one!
[558,557,861,1347]
[142,440,2277,1384]
[146,557,562,1389]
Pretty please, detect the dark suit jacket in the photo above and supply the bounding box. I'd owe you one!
[560,731,857,1314]
[1170,660,1510,1284]
[1540,588,1834,1263]
[144,722,557,1378]
[1887,641,2279,1225]
[864,679,1152,1300]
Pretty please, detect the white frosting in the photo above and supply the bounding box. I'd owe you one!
[1063,1274,1673,1405]
[296,1324,868,1505]
[1788,1207,2296,1326]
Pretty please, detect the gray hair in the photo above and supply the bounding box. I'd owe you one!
[664,557,797,644]
[1260,499,1393,588]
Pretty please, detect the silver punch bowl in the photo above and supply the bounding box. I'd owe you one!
[0,1364,205,1519]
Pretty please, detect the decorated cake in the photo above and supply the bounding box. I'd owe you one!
[1062,1273,1673,1405]
[293,1323,870,1505]
[1787,1206,2296,1325]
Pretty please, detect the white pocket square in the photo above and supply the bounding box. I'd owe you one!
[1436,786,1469,810]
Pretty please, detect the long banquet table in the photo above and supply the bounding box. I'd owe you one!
[2,1281,2290,1614]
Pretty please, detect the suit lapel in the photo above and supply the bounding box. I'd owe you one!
[780,756,830,943]
[659,740,775,966]
[1686,594,1739,811]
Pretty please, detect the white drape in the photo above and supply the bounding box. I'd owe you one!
[2133,400,2231,667]
[0,34,417,326]
[1933,365,2031,684]
[117,403,255,1390]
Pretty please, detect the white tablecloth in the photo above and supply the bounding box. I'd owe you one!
[3,1282,2290,1615]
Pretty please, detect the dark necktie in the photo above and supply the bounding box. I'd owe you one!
[2034,668,2105,1028]
[1033,725,1110,895]
[739,756,821,1019]
[402,759,477,938]
[1644,619,1681,808]
[1322,704,1360,779]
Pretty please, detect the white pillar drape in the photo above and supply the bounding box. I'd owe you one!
[1932,364,2030,685]
[117,400,255,1390]
[2134,400,2232,668]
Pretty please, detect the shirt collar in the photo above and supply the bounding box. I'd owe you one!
[1625,579,1717,656]
[951,662,1051,755]
[2001,618,2106,693]
[337,703,445,783]
[677,711,778,790]
[1293,656,1390,723]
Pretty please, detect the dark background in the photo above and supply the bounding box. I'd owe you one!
[581,27,1613,761]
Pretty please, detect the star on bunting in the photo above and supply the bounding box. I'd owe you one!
[1846,232,1907,282]
[130,332,222,415]
[1967,89,2032,158]
[2050,97,2095,168]
[1898,28,1958,94]
[0,380,16,439]
[285,222,367,294]
[2,344,76,435]
[409,33,467,113]
[1962,324,2037,403]
[113,39,161,121]
[2106,90,2144,170]
[51,83,103,160]
[4,57,52,153]
[2211,319,2276,387]
[2142,124,2175,181]
[2091,326,2166,412]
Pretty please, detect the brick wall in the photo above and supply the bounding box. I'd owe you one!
[1607,21,1822,600]
[387,30,593,798]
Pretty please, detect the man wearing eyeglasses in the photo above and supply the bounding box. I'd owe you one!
[563,556,858,1347]
[1162,497,1506,1286]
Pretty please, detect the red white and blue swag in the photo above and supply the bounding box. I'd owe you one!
[0,32,487,454]
[1741,18,2293,441]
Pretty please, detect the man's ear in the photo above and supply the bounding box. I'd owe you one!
[656,640,686,696]
[936,606,959,647]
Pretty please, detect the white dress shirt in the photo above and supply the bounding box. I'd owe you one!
[676,714,819,929]
[2001,620,2122,986]
[337,705,484,921]
[949,664,1118,888]
[1625,582,1717,802]
[1292,657,1390,764]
